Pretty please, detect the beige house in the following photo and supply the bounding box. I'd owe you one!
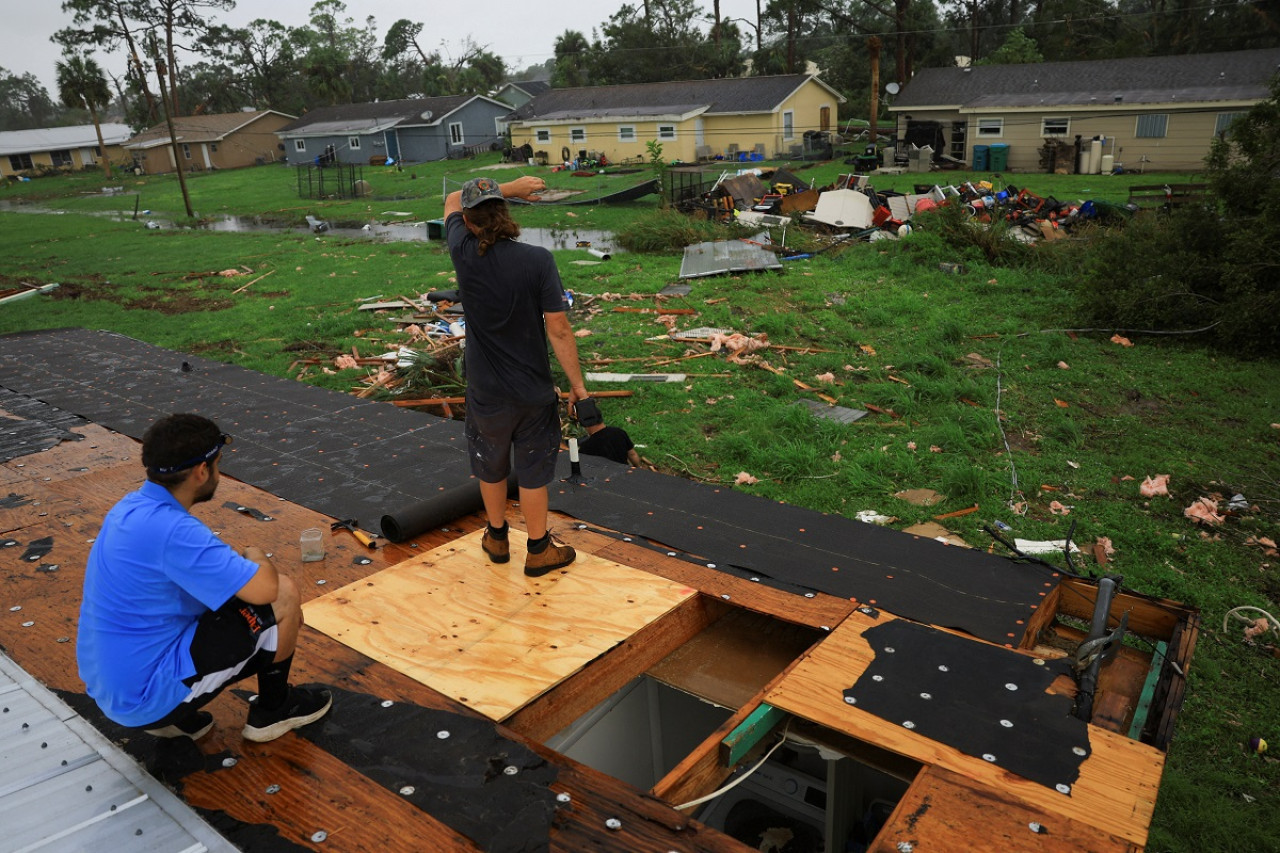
[124,110,295,175]
[0,123,132,178]
[505,75,846,164]
[889,48,1280,174]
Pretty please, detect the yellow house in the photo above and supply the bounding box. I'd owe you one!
[0,123,132,178]
[505,74,846,164]
[124,110,295,175]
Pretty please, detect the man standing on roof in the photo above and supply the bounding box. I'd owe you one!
[77,413,331,742]
[444,175,591,577]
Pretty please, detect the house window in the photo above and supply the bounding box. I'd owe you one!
[210,143,218,153]
[449,122,464,144]
[9,153,34,170]
[1135,114,1168,138]
[50,149,73,167]
[570,126,587,143]
[1041,117,1069,136]
[182,144,191,160]
[349,137,361,150]
[535,128,551,143]
[657,124,676,140]
[1214,112,1245,137]
[976,117,1004,137]
[618,125,636,142]
[783,110,795,140]
[294,139,306,152]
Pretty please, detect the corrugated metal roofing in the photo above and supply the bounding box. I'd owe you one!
[893,47,1280,109]
[0,651,236,853]
[0,124,133,156]
[277,96,474,134]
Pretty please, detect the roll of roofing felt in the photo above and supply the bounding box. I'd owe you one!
[380,473,517,542]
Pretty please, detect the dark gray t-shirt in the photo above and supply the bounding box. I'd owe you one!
[446,212,567,406]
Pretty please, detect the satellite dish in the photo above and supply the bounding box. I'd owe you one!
[420,110,433,120]
[885,82,900,95]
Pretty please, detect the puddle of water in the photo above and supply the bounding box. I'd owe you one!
[0,203,620,252]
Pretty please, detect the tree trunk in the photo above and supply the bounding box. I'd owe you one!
[868,36,880,145]
[115,3,158,123]
[89,105,112,179]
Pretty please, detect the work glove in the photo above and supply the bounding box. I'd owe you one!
[572,397,603,428]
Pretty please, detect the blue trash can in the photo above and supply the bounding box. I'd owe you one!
[972,145,989,171]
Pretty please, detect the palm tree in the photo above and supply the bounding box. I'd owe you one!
[56,54,114,178]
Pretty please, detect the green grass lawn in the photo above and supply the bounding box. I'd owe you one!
[2,155,1276,853]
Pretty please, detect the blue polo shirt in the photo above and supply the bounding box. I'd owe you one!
[77,480,259,727]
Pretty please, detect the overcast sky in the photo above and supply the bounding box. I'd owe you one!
[7,0,762,96]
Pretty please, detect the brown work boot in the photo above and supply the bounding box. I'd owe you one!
[524,533,576,577]
[482,524,510,564]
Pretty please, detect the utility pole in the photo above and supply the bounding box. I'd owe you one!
[869,36,881,149]
[149,32,194,219]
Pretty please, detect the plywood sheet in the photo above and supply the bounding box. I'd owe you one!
[305,529,696,720]
[765,609,1164,847]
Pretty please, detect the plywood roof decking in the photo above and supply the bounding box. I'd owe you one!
[765,608,1165,848]
[304,529,697,720]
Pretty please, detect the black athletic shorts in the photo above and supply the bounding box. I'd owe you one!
[464,396,561,488]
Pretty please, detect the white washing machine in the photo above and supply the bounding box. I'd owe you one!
[697,759,827,852]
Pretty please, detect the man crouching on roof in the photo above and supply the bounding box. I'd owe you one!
[444,174,595,578]
[77,413,331,742]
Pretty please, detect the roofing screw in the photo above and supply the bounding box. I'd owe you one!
[311,831,327,843]
[316,579,326,585]
[577,524,587,530]
[556,793,572,804]
[1033,658,1046,666]
[1029,822,1044,833]
[265,785,280,795]
[884,646,895,653]
[400,786,415,796]
[1000,719,1014,728]
[982,753,997,763]
[706,563,716,568]
[721,594,731,600]
[750,577,760,582]
[667,551,676,557]
[1005,683,1019,691]
[938,664,949,672]
[623,537,632,542]
[605,818,622,830]
[22,621,34,628]
[1056,783,1071,795]
[9,606,20,612]
[381,700,394,708]
[844,696,856,705]
[804,592,815,598]
[902,720,915,730]
[897,844,914,853]
[1072,746,1087,756]
[872,675,884,682]
[503,765,519,776]
[436,730,450,739]
[222,758,237,768]
[919,692,932,700]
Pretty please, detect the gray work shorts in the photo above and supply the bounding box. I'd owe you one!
[465,396,561,488]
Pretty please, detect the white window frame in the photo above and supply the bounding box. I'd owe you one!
[976,117,1004,138]
[657,124,676,141]
[449,122,464,145]
[570,126,587,143]
[535,128,551,144]
[349,136,361,150]
[618,125,636,142]
[1214,112,1245,137]
[783,110,795,140]
[1135,114,1168,138]
[1041,117,1069,137]
[294,139,306,152]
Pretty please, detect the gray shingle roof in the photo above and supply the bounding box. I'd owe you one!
[277,96,474,134]
[511,80,551,97]
[508,74,842,122]
[894,48,1280,109]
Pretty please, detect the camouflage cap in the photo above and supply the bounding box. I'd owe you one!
[460,177,504,209]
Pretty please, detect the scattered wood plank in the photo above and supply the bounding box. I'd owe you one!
[232,269,275,294]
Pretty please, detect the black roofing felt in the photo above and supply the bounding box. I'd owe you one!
[0,328,1050,645]
[509,74,823,121]
[894,47,1280,108]
[843,619,1089,793]
[277,96,475,132]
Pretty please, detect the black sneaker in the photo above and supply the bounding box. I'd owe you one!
[145,710,214,740]
[242,687,333,743]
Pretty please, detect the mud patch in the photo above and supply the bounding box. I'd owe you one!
[48,276,233,314]
[1117,389,1165,418]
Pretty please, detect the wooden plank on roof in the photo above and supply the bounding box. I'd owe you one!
[764,609,1165,847]
[304,528,697,721]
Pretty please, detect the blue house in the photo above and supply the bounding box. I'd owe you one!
[276,95,513,166]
